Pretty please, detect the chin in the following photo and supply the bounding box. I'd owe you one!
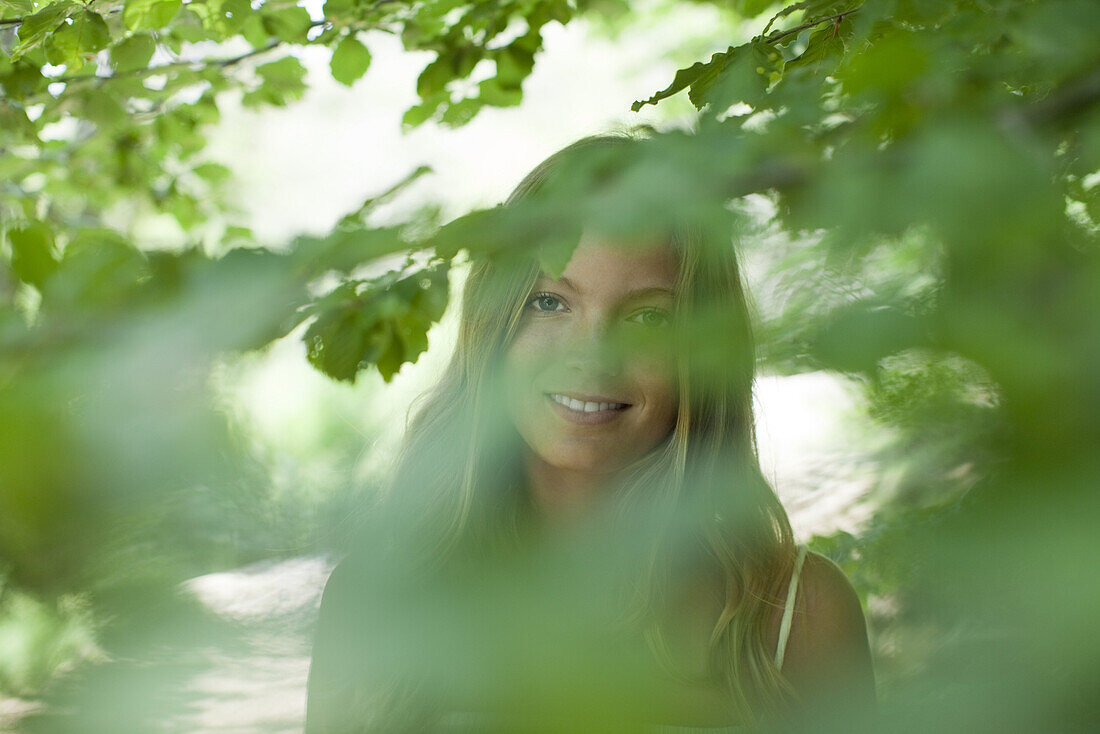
[545,447,631,476]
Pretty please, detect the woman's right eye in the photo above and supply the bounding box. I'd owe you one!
[526,293,567,313]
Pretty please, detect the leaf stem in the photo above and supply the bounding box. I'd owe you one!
[762,5,862,46]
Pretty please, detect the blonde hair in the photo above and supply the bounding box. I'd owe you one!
[386,132,798,724]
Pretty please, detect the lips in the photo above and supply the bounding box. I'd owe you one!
[548,393,628,412]
[544,392,630,425]
[545,389,633,419]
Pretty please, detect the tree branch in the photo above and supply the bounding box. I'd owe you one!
[762,5,863,46]
[48,38,281,86]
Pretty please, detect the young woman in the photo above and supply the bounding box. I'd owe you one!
[306,134,875,733]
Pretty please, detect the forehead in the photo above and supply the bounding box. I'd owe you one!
[546,232,679,295]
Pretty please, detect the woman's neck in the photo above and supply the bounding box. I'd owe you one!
[524,451,618,527]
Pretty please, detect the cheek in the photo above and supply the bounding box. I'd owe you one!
[635,371,679,438]
[501,324,553,421]
[503,323,547,384]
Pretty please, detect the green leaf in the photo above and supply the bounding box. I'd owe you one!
[303,264,450,383]
[303,291,377,383]
[81,87,127,126]
[294,227,407,275]
[73,9,109,53]
[217,227,252,251]
[39,228,149,311]
[786,26,847,74]
[0,102,39,142]
[111,32,156,73]
[494,43,534,88]
[45,9,109,69]
[373,322,404,381]
[703,39,775,111]
[536,230,580,279]
[242,55,307,108]
[0,0,34,15]
[122,0,180,31]
[192,162,232,184]
[239,14,270,49]
[733,0,777,20]
[477,77,522,108]
[217,0,252,33]
[813,305,928,374]
[631,46,736,111]
[11,1,75,60]
[416,56,453,100]
[330,34,371,87]
[402,96,443,129]
[333,164,431,230]
[168,7,212,43]
[7,222,59,289]
[440,97,483,127]
[261,6,312,44]
[168,191,202,230]
[322,0,353,16]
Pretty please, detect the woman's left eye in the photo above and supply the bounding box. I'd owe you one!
[627,307,671,328]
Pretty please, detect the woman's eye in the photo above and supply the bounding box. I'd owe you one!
[527,293,566,313]
[627,307,670,328]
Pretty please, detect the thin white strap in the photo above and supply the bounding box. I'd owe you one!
[774,544,808,670]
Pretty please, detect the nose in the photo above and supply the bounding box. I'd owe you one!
[563,315,622,378]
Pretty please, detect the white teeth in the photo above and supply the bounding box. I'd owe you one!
[549,394,626,412]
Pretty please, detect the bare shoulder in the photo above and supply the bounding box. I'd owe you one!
[782,550,876,708]
[795,551,866,639]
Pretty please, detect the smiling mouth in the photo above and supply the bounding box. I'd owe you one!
[547,393,631,413]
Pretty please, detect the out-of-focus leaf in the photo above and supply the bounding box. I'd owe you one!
[7,222,59,288]
[191,161,231,184]
[39,228,148,311]
[11,1,75,59]
[401,96,443,129]
[261,5,312,43]
[330,34,372,87]
[122,0,180,31]
[110,32,156,73]
[494,43,534,88]
[812,304,928,374]
[242,55,307,108]
[0,0,35,15]
[440,97,483,127]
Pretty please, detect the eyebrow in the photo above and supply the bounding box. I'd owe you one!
[544,275,676,299]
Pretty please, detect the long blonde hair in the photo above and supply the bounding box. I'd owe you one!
[387,132,798,724]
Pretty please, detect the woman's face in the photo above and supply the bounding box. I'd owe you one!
[503,233,680,478]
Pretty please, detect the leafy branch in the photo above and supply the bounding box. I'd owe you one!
[631,3,862,111]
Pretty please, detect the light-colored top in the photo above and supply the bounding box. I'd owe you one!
[775,542,808,671]
[436,544,810,734]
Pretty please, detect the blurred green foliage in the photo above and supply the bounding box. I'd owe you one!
[0,584,99,697]
[2,0,1099,731]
